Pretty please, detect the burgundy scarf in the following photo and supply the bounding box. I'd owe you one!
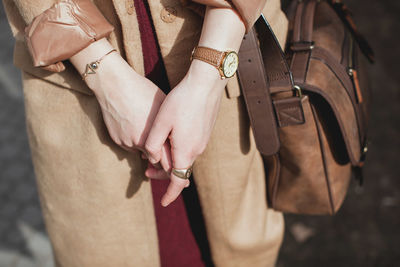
[134,0,205,266]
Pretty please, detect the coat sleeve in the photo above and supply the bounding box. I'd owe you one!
[186,0,267,32]
[2,0,114,72]
[2,0,59,69]
[2,0,57,35]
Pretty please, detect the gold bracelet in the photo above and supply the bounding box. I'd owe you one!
[81,49,117,80]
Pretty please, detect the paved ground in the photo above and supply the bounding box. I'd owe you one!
[0,1,399,267]
[0,3,53,267]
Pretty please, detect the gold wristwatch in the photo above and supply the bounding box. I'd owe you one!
[191,46,239,79]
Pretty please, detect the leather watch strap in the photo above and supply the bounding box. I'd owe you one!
[191,46,224,68]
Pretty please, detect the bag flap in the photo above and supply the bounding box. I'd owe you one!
[299,59,362,165]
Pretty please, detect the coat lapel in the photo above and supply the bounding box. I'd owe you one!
[110,0,145,76]
[146,0,202,88]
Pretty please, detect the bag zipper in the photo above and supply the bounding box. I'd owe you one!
[347,34,369,155]
[347,36,363,103]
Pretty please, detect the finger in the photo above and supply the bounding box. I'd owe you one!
[145,110,172,165]
[141,152,147,159]
[145,162,169,179]
[145,167,170,179]
[161,176,190,207]
[120,144,138,153]
[161,147,193,207]
[160,141,172,173]
[185,180,191,188]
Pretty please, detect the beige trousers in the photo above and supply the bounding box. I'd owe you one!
[22,71,284,267]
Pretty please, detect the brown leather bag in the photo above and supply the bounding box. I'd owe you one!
[237,0,373,215]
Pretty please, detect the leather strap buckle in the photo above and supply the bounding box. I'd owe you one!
[294,85,303,98]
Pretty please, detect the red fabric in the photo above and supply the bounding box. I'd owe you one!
[134,0,205,266]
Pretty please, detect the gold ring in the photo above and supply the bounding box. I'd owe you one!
[171,165,193,180]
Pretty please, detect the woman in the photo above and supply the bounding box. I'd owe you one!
[3,0,288,266]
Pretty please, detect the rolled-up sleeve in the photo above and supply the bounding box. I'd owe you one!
[187,0,267,32]
[3,0,114,72]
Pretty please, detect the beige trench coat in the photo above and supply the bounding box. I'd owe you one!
[3,0,289,266]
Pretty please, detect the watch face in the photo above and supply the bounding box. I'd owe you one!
[222,51,239,78]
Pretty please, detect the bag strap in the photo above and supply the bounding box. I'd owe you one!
[237,15,295,156]
[292,0,317,44]
[290,0,317,84]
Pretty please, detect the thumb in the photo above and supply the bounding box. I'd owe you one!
[161,147,193,207]
[145,110,172,164]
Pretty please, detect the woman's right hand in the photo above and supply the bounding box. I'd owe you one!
[94,55,167,153]
[70,39,169,159]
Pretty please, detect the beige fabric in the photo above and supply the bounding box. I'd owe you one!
[193,87,284,267]
[22,72,160,267]
[3,0,289,266]
[22,69,284,267]
[2,0,288,98]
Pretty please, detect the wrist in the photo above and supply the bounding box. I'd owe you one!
[69,38,141,96]
[70,38,114,71]
[85,53,131,94]
[197,7,245,52]
[69,38,119,90]
[186,59,227,91]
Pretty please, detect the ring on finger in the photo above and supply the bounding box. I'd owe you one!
[171,165,193,180]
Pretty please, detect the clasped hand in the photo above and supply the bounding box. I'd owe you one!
[87,51,226,207]
[145,60,226,207]
[69,6,245,207]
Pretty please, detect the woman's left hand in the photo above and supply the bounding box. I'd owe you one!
[144,60,228,207]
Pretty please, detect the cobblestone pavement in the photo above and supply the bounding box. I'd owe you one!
[0,1,399,267]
